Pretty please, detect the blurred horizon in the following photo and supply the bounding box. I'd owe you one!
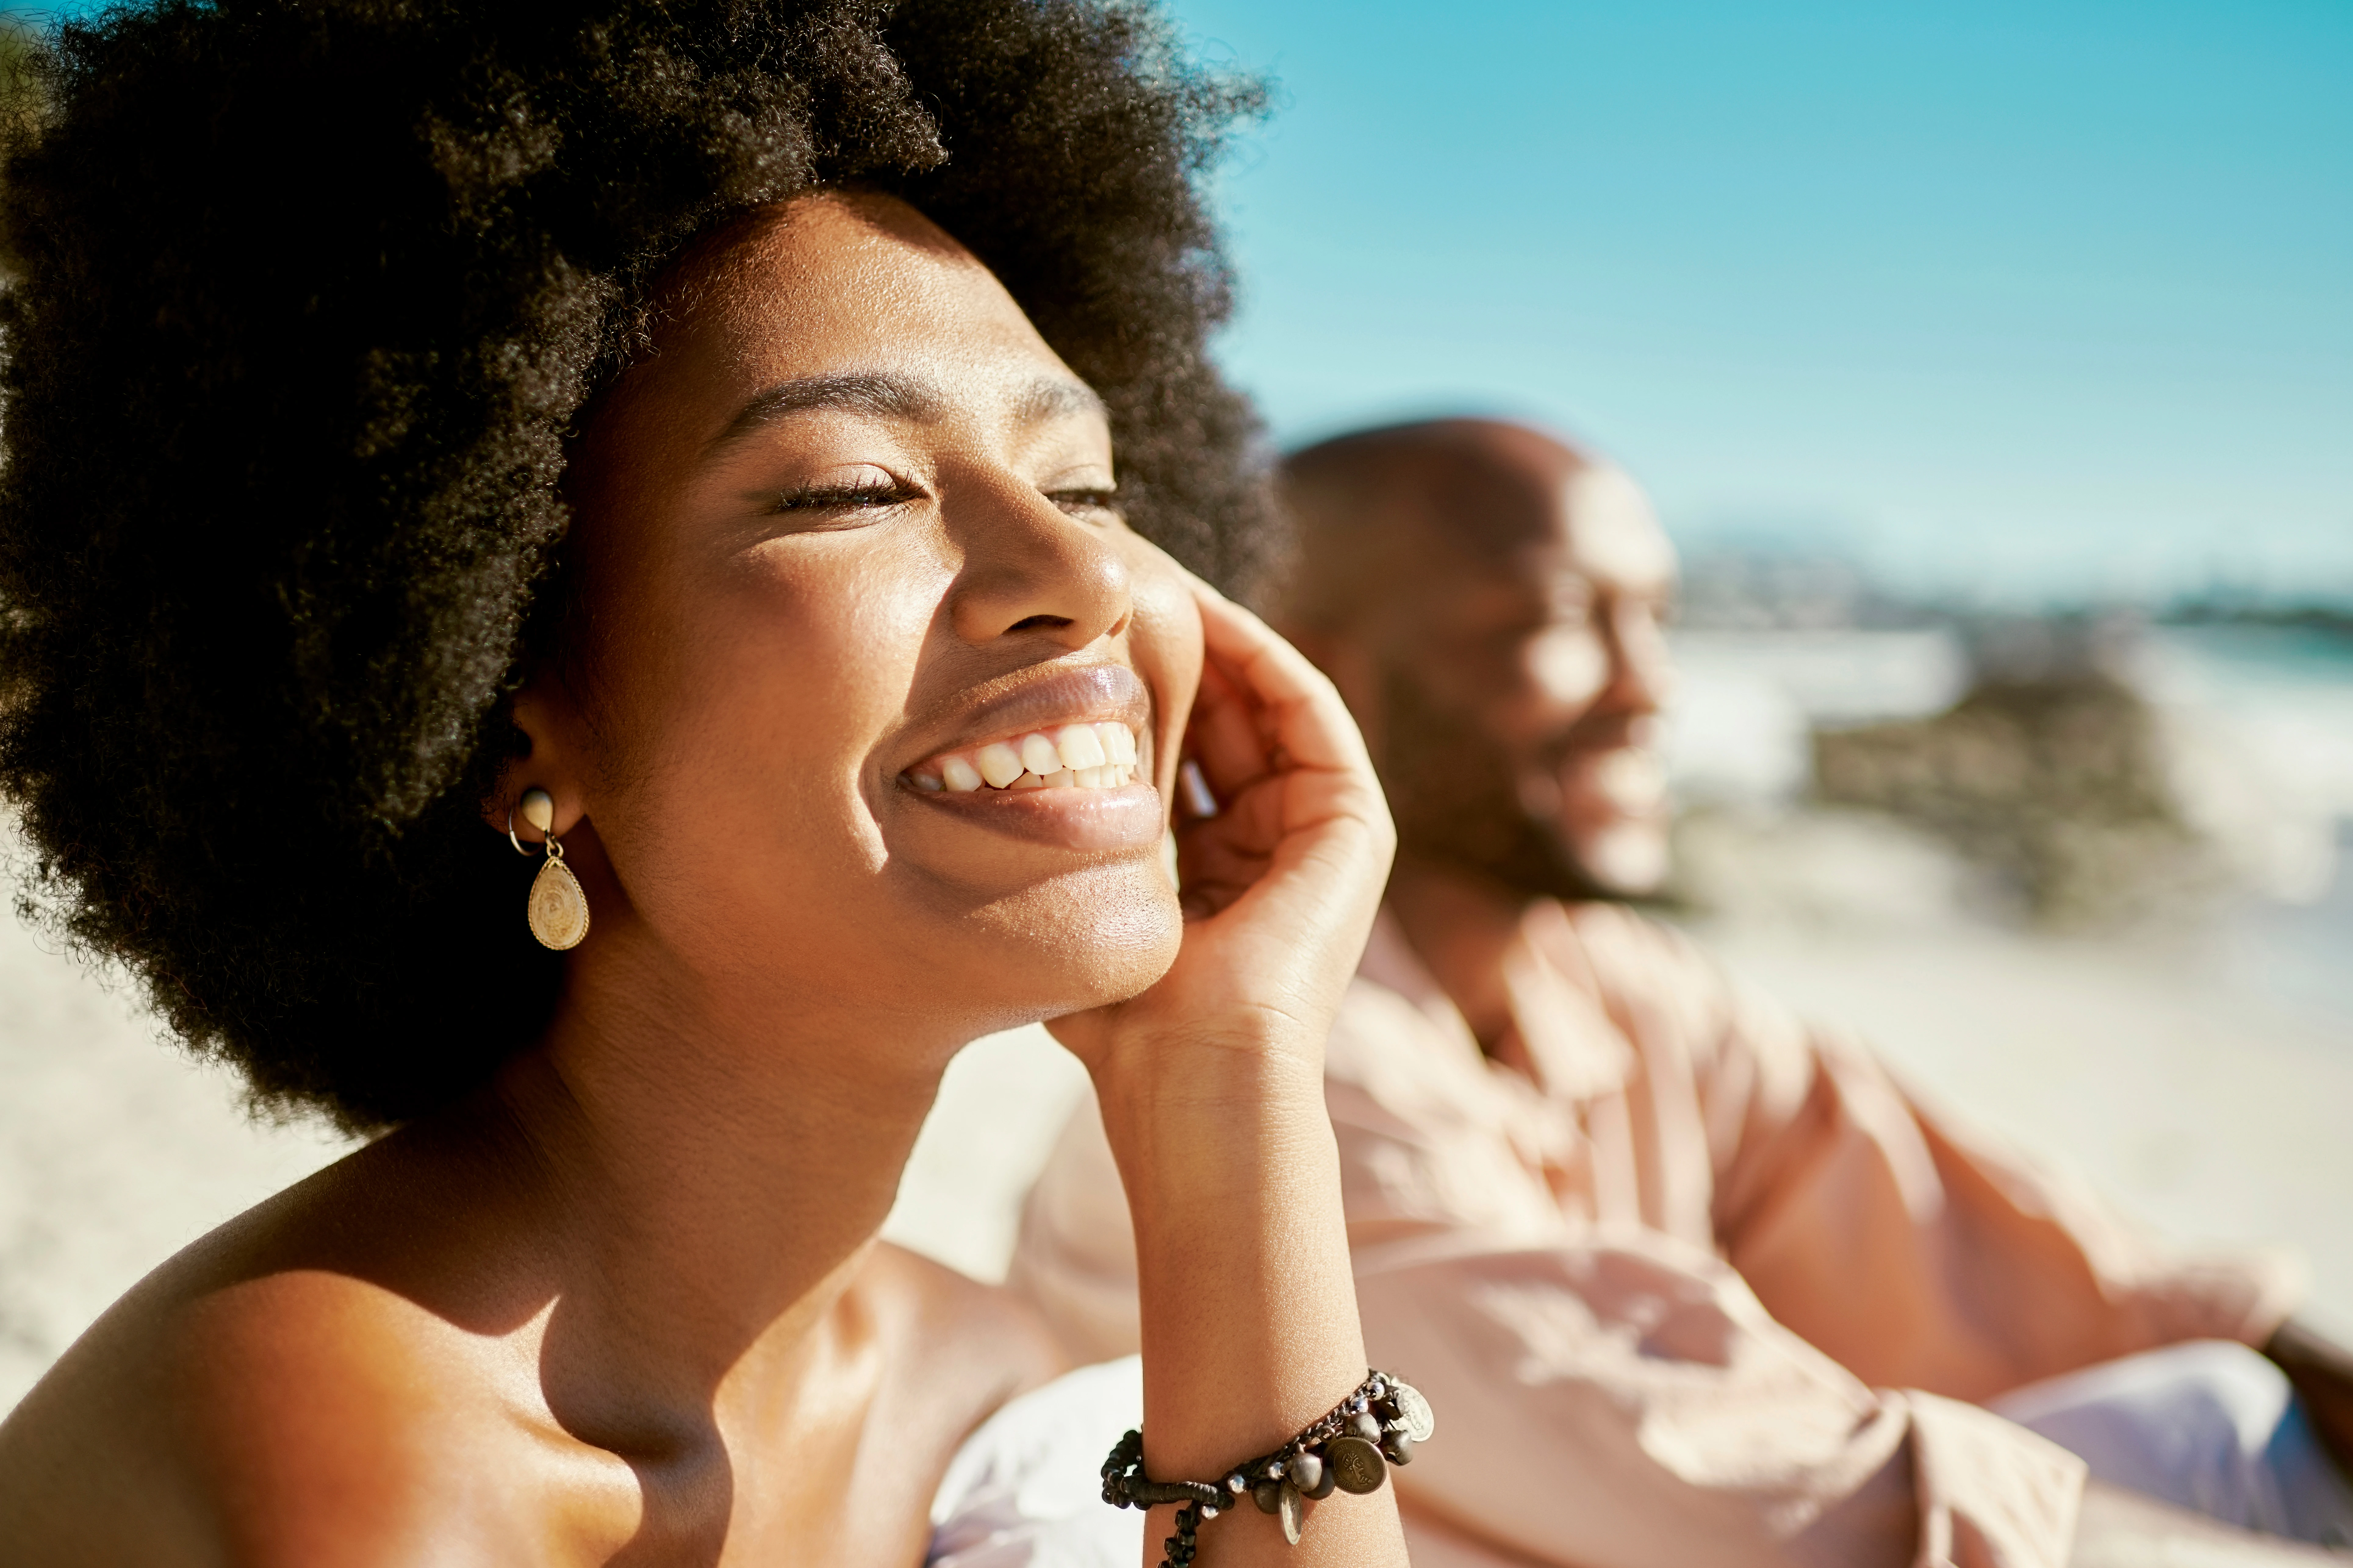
[1163,0,2352,611]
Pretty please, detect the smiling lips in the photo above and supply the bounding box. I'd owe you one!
[908,721,1143,794]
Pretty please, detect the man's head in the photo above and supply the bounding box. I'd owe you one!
[1273,419,1677,900]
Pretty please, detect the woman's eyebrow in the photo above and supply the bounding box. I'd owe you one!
[708,371,1107,456]
[1011,376,1108,426]
[711,371,942,452]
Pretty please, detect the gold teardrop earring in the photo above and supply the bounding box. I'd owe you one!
[509,787,590,951]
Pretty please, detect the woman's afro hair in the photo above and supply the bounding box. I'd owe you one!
[0,0,1272,1128]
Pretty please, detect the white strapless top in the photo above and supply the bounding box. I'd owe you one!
[926,1356,1146,1567]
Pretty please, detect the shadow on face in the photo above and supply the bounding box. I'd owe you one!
[510,193,1198,1047]
[1279,420,1679,900]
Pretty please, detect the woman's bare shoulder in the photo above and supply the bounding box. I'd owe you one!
[0,1148,634,1566]
[0,1169,1069,1566]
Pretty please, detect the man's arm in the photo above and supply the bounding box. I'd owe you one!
[2265,1319,2353,1482]
[2073,1480,2346,1566]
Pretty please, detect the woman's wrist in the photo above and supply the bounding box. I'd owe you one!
[1090,1033,1330,1205]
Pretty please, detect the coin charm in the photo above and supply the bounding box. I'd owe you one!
[1323,1435,1388,1495]
[528,853,590,950]
[1389,1380,1436,1443]
[1278,1482,1305,1544]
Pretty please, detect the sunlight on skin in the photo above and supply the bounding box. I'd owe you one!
[0,193,1405,1568]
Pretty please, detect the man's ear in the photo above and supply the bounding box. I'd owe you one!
[482,684,590,845]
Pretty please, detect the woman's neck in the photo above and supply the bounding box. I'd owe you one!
[487,929,962,1444]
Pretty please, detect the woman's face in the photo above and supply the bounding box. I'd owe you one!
[538,193,1198,1044]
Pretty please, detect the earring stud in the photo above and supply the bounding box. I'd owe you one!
[508,787,589,951]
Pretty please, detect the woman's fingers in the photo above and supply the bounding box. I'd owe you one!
[1189,586,1378,791]
[1173,776,1281,916]
[1167,585,1393,933]
[1181,652,1264,806]
[1059,572,1393,1071]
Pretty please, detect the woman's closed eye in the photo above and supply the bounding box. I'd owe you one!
[759,472,1116,530]
[766,472,923,526]
[1046,485,1119,521]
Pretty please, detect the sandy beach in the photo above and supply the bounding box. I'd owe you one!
[4,832,2346,1416]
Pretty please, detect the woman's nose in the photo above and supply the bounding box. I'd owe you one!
[947,480,1133,650]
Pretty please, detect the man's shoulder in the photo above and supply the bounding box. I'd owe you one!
[1329,966,1482,1079]
[1550,898,1716,987]
[1533,899,1833,1085]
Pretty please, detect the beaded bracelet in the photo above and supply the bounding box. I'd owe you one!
[1101,1370,1436,1565]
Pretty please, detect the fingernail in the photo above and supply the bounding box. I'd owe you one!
[1177,759,1220,819]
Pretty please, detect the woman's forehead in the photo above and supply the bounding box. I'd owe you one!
[666,193,1063,388]
[584,192,1101,481]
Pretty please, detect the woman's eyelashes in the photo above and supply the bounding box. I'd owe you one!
[769,476,920,517]
[759,476,1116,527]
[1046,486,1119,520]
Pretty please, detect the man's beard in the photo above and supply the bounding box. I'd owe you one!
[1374,662,1616,903]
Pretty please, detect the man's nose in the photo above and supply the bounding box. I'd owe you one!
[1604,605,1676,717]
[946,478,1132,650]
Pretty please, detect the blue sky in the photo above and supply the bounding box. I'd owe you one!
[9,1,2347,604]
[1160,0,2353,606]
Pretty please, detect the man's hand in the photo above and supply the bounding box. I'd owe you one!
[2266,1318,2353,1483]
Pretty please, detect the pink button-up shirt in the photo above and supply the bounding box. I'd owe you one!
[1010,902,2300,1567]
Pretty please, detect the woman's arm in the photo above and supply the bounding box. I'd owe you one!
[1052,581,1406,1566]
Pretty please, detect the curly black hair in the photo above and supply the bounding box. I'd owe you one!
[0,0,1271,1129]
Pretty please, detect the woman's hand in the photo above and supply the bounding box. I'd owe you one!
[1049,578,1394,1082]
[1049,577,1407,1566]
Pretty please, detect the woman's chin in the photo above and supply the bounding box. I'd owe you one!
[955,867,1183,1020]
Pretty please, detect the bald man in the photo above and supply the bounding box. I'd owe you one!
[1014,420,2353,1567]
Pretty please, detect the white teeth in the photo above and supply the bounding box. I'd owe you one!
[1019,732,1062,776]
[975,741,1027,789]
[1054,724,1108,771]
[916,724,1141,796]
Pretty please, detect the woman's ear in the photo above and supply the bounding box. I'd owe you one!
[482,683,591,844]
